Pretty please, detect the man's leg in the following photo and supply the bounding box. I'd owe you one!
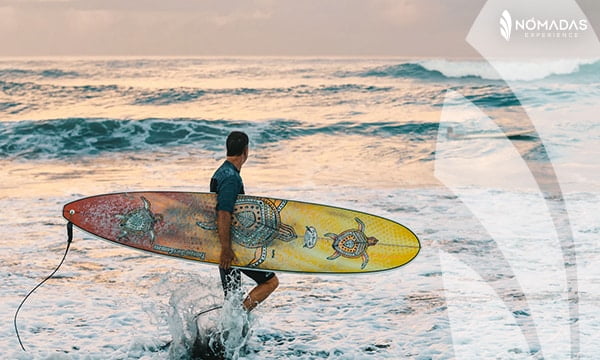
[219,267,241,297]
[243,275,279,311]
[239,270,279,311]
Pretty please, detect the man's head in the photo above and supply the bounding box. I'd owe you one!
[226,131,249,157]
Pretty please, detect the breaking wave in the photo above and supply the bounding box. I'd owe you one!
[0,118,440,160]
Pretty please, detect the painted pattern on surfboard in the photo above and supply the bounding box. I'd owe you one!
[63,192,420,274]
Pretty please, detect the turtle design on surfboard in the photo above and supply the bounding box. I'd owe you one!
[325,217,379,269]
[197,196,297,267]
[115,196,163,243]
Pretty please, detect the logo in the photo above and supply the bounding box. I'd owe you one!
[500,10,512,41]
[499,9,589,41]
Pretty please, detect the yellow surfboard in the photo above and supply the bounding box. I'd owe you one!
[63,192,420,274]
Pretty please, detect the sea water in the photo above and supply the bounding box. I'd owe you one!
[0,57,599,359]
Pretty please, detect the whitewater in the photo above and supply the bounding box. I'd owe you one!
[1,57,599,359]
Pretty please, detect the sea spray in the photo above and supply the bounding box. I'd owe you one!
[145,273,220,359]
[146,272,255,359]
[210,290,255,360]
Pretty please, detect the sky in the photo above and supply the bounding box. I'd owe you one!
[0,0,598,57]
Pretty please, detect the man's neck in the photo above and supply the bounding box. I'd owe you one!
[226,156,244,171]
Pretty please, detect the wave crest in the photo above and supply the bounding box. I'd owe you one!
[349,59,599,81]
[0,68,80,79]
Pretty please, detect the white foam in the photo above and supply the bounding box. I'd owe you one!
[419,58,598,81]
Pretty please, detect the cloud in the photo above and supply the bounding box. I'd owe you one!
[0,0,275,15]
[0,6,18,31]
[372,0,429,26]
[0,0,484,56]
[210,8,273,27]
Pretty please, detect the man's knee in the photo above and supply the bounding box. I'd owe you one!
[267,274,279,292]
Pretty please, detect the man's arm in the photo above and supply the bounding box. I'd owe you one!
[217,209,236,269]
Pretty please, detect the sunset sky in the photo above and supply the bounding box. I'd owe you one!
[0,0,598,57]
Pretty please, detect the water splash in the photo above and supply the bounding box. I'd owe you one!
[147,273,254,360]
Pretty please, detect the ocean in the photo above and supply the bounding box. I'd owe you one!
[1,57,599,359]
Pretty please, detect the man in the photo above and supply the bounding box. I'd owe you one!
[210,131,279,311]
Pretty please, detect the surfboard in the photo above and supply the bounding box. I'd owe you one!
[62,192,420,274]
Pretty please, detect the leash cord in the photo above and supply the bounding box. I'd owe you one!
[14,221,73,352]
[193,305,223,319]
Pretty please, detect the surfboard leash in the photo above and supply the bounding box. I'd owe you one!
[193,305,223,319]
[14,221,74,352]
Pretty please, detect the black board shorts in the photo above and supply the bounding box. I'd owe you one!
[219,267,275,295]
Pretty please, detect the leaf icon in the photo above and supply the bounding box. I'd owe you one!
[500,10,512,41]
[500,26,509,41]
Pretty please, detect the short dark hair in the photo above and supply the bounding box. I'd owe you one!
[226,131,249,156]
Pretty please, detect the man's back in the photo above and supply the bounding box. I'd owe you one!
[211,160,244,213]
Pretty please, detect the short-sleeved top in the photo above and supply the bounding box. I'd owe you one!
[210,160,244,213]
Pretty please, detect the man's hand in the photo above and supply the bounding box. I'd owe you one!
[220,245,236,269]
[217,209,235,269]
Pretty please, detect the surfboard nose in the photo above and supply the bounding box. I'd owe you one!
[63,199,80,222]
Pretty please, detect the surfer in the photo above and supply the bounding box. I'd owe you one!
[210,131,279,311]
